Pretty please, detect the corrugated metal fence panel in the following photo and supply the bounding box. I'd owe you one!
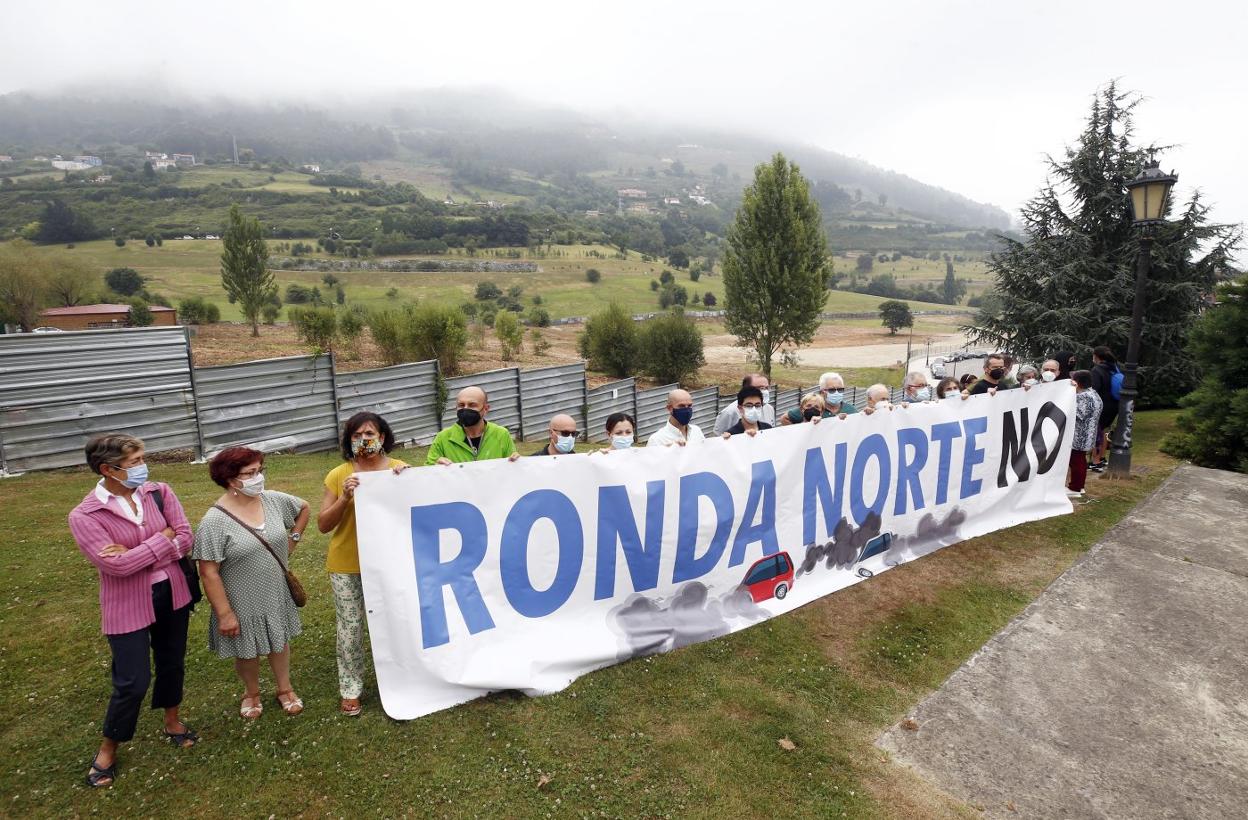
[336,360,440,446]
[0,326,193,406]
[586,378,636,443]
[689,386,719,432]
[519,363,587,442]
[635,383,678,441]
[442,368,522,437]
[774,388,801,419]
[195,354,338,456]
[0,391,200,473]
[717,392,736,413]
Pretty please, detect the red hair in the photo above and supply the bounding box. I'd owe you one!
[209,446,264,488]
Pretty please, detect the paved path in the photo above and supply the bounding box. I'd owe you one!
[877,465,1248,819]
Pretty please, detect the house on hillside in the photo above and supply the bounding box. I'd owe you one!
[171,153,196,166]
[92,175,113,183]
[52,160,92,171]
[151,158,177,170]
[663,196,681,205]
[584,210,601,218]
[38,303,177,330]
[73,155,102,166]
[0,155,12,163]
[617,188,647,199]
[302,163,321,173]
[145,151,168,159]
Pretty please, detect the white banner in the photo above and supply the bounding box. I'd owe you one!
[356,383,1075,720]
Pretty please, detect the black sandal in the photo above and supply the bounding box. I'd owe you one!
[85,756,116,788]
[162,724,199,748]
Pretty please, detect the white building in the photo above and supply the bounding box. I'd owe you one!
[302,163,321,173]
[171,153,195,166]
[52,160,92,171]
[617,188,647,199]
[73,155,102,166]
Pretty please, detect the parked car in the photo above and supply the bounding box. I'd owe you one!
[31,327,63,333]
[740,551,795,602]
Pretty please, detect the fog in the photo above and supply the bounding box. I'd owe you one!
[2,0,1245,229]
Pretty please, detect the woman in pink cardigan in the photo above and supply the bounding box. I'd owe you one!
[68,433,198,788]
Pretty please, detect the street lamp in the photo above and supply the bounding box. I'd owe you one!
[1107,158,1177,477]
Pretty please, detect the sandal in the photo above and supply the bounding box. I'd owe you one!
[162,723,199,748]
[85,756,116,788]
[340,697,362,717]
[240,692,263,720]
[275,689,304,716]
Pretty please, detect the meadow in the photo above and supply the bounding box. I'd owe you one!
[0,411,1180,817]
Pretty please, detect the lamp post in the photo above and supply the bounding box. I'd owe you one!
[1107,159,1177,477]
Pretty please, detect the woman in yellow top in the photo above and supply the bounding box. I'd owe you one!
[316,412,407,716]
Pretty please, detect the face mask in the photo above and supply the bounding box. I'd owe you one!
[743,406,763,424]
[671,407,694,426]
[1041,371,1057,383]
[457,408,482,428]
[914,387,931,401]
[945,391,961,400]
[554,434,576,454]
[760,389,771,405]
[237,474,265,497]
[1023,378,1038,387]
[824,390,843,406]
[351,437,382,457]
[989,367,1006,380]
[611,434,634,450]
[112,463,148,488]
[803,407,821,421]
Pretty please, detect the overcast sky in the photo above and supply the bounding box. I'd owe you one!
[2,0,1245,232]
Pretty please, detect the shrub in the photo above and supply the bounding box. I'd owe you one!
[659,283,688,308]
[369,303,470,373]
[289,305,338,352]
[475,281,502,301]
[178,296,220,325]
[637,311,704,384]
[494,310,524,361]
[580,303,638,377]
[704,292,717,307]
[285,283,315,304]
[145,234,156,247]
[532,294,544,305]
[530,329,551,356]
[367,309,405,365]
[649,280,660,291]
[585,268,601,284]
[127,298,154,327]
[105,267,145,296]
[527,306,551,327]
[689,268,701,282]
[114,237,126,247]
[261,303,281,324]
[659,270,674,285]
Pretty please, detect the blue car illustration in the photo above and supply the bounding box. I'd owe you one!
[854,532,895,578]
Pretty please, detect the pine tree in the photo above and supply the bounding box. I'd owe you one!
[722,153,830,377]
[220,204,275,337]
[966,83,1240,406]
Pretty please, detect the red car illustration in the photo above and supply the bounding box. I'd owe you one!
[740,551,795,602]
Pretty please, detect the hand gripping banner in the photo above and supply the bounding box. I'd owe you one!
[355,383,1075,719]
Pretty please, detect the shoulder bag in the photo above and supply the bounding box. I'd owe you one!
[211,503,308,608]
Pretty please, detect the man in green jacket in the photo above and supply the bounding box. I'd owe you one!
[425,386,520,465]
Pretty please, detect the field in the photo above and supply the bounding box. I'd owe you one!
[0,412,1181,817]
[30,239,978,323]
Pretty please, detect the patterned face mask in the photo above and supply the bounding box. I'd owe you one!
[351,438,382,457]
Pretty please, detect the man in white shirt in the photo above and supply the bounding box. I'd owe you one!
[713,373,775,435]
[646,389,707,447]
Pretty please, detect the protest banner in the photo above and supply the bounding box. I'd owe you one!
[355,383,1075,720]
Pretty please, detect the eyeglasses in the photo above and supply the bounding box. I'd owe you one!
[554,430,579,438]
[741,402,763,410]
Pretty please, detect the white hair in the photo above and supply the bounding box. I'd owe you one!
[904,370,927,387]
[819,371,844,389]
[867,383,890,401]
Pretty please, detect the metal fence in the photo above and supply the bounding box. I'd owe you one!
[586,378,636,443]
[195,354,339,456]
[519,363,587,442]
[689,386,719,432]
[635,383,678,440]
[336,360,440,446]
[442,367,522,437]
[0,327,199,473]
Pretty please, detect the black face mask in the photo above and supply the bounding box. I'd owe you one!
[988,367,1006,380]
[803,407,821,421]
[456,408,482,428]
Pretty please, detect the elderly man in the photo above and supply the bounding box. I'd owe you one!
[780,371,858,424]
[861,383,892,415]
[713,373,774,435]
[530,413,579,457]
[425,386,519,464]
[646,388,706,447]
[1040,359,1062,383]
[900,371,931,403]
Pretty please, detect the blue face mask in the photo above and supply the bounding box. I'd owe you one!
[554,434,576,454]
[914,387,931,401]
[671,407,694,426]
[113,463,149,488]
[824,390,844,406]
[611,434,634,450]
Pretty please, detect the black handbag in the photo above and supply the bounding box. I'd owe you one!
[150,486,203,607]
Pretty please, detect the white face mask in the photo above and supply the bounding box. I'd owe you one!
[913,387,931,401]
[237,474,265,497]
[945,391,961,400]
[611,434,634,450]
[743,406,763,424]
[1041,370,1057,382]
[759,389,771,405]
[554,434,576,454]
[1024,378,1038,386]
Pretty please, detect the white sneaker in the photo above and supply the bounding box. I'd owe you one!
[1065,489,1084,498]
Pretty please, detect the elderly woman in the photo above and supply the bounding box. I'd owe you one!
[193,447,310,719]
[781,372,857,424]
[792,392,828,423]
[1017,364,1040,387]
[317,412,408,716]
[861,383,893,414]
[935,377,962,400]
[69,433,197,788]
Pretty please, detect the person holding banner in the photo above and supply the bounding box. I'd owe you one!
[69,433,197,788]
[780,372,856,424]
[646,388,706,447]
[968,353,1009,396]
[935,377,962,400]
[530,414,579,457]
[713,373,774,434]
[722,385,773,437]
[317,412,409,716]
[194,447,310,720]
[901,371,932,403]
[425,386,519,465]
[601,412,636,450]
[861,383,893,414]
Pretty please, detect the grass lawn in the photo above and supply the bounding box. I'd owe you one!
[31,240,969,323]
[0,412,1182,817]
